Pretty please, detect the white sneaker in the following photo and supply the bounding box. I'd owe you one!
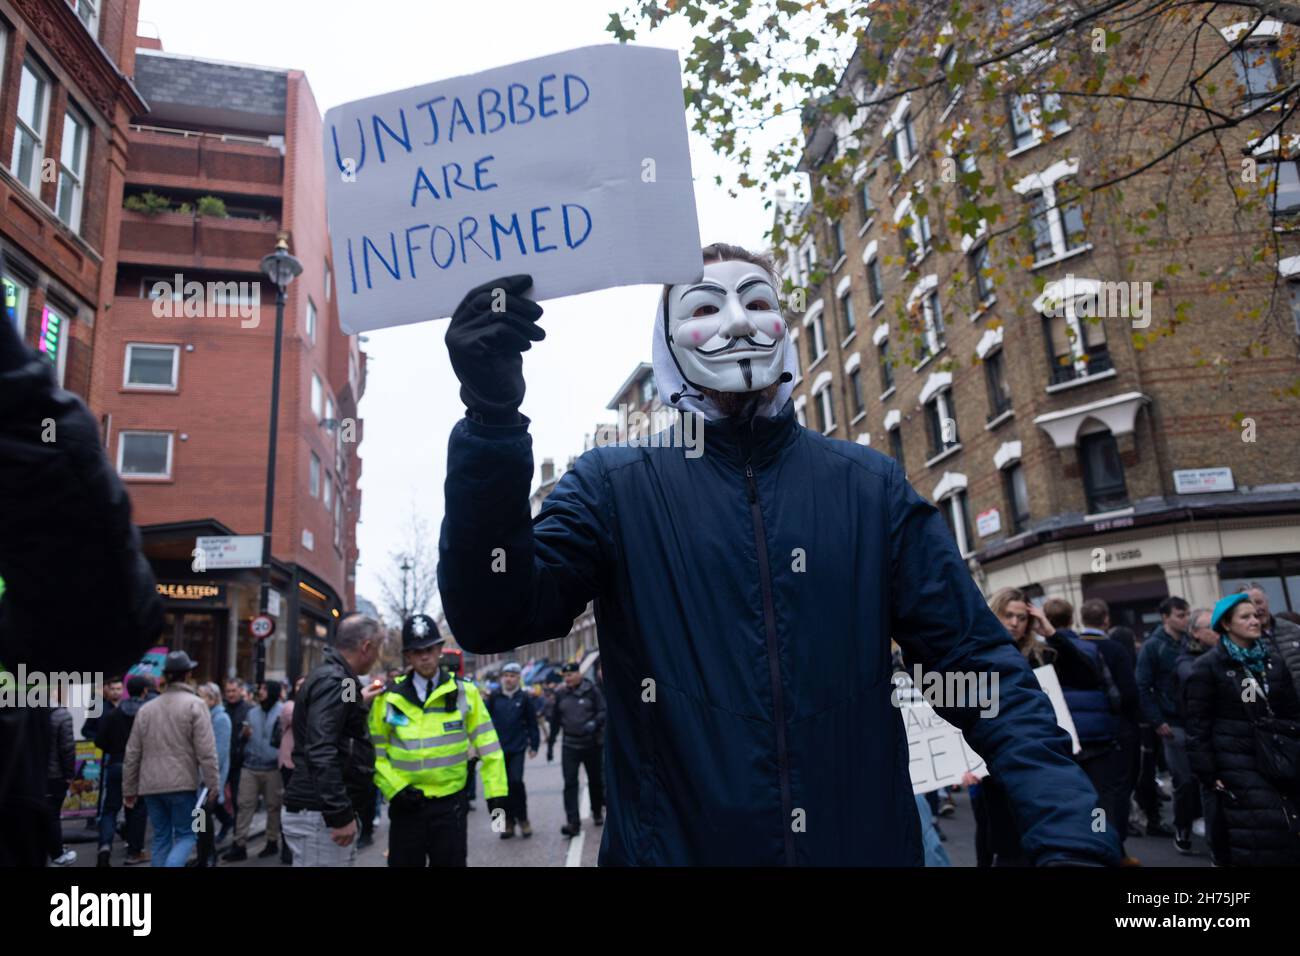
[1192,818,1206,838]
[53,849,77,866]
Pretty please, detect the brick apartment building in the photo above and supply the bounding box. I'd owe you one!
[85,37,367,684]
[1,0,144,394]
[780,6,1300,633]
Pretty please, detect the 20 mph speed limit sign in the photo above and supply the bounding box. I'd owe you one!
[250,614,276,640]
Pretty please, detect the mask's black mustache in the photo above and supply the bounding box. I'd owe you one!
[697,334,777,356]
[739,358,752,389]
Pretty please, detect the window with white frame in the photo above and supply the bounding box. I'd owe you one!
[324,394,334,426]
[1007,90,1068,150]
[73,0,99,36]
[858,178,874,225]
[124,343,179,389]
[924,387,959,459]
[333,491,342,549]
[1037,279,1114,386]
[323,473,332,509]
[888,421,904,465]
[812,373,836,433]
[12,58,51,193]
[984,348,1012,419]
[3,273,30,340]
[1232,39,1281,108]
[942,45,963,99]
[310,450,321,498]
[1262,160,1300,216]
[324,263,333,301]
[866,254,884,305]
[877,336,894,392]
[56,104,89,231]
[848,367,865,418]
[1079,424,1129,513]
[832,221,846,260]
[838,286,855,340]
[1015,161,1087,263]
[969,242,994,306]
[920,288,946,358]
[891,111,917,175]
[1002,461,1031,533]
[307,298,317,343]
[894,194,932,264]
[806,306,827,362]
[311,373,323,418]
[118,431,172,478]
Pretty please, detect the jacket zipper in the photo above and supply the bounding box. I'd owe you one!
[745,460,796,866]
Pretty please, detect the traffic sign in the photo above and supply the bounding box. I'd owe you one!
[250,614,276,640]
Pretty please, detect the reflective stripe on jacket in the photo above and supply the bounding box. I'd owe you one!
[368,671,507,801]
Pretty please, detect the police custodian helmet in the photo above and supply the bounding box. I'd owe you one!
[402,613,445,652]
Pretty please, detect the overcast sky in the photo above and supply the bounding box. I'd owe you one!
[138,0,800,613]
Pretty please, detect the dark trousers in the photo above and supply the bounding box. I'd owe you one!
[225,763,243,832]
[1078,739,1128,848]
[1199,782,1230,865]
[360,781,377,839]
[195,802,216,866]
[1136,724,1162,822]
[387,792,466,867]
[45,778,68,858]
[561,744,603,824]
[98,759,146,854]
[465,757,478,801]
[503,750,528,824]
[1115,724,1138,841]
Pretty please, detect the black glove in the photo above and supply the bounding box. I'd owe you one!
[547,746,554,762]
[445,274,545,426]
[486,797,508,816]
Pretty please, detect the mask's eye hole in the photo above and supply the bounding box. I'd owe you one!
[746,299,773,311]
[691,305,719,317]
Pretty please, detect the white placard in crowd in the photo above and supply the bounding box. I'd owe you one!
[1033,664,1081,754]
[323,44,703,333]
[900,687,989,794]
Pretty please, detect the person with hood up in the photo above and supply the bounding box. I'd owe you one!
[224,679,284,861]
[546,662,605,837]
[436,244,1119,866]
[1185,593,1300,866]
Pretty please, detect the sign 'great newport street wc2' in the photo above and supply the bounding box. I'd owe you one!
[323,44,703,333]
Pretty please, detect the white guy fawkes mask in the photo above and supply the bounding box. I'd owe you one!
[664,259,788,395]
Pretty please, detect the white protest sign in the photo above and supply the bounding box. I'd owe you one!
[1033,664,1081,754]
[323,44,703,333]
[898,685,989,795]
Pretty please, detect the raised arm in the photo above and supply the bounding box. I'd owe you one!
[885,461,1118,866]
[438,275,613,653]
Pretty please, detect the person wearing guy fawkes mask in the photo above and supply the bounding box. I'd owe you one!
[438,243,1118,866]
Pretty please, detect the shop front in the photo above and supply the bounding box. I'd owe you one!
[140,520,344,685]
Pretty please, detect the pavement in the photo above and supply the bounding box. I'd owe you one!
[60,763,1208,868]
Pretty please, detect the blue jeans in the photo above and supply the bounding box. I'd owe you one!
[914,794,951,867]
[145,791,198,867]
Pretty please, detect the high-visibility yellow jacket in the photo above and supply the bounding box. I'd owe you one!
[369,670,507,801]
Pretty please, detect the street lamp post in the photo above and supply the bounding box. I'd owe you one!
[255,235,302,685]
[400,556,413,621]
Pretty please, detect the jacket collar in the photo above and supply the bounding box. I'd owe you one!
[393,669,454,710]
[324,645,359,683]
[699,398,800,467]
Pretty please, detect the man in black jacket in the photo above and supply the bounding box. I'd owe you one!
[0,259,162,867]
[93,675,156,865]
[546,663,606,837]
[486,662,541,839]
[281,613,383,866]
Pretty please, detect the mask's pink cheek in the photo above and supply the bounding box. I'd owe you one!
[692,330,701,343]
[772,322,782,336]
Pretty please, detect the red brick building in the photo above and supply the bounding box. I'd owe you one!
[1,0,144,395]
[86,37,367,684]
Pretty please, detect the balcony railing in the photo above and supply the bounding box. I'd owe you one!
[119,210,281,270]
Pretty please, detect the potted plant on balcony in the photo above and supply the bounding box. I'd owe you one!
[195,195,229,218]
[122,191,174,216]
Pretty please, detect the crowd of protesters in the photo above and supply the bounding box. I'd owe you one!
[910,584,1300,867]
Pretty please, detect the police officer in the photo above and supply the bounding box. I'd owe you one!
[370,614,507,866]
[547,662,606,837]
